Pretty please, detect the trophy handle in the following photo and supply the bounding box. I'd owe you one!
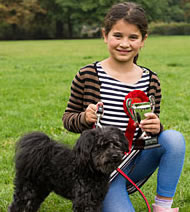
[126,98,136,121]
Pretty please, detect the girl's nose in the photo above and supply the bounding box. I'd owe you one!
[119,39,130,48]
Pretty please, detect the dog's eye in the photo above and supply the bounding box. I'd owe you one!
[113,143,121,149]
[114,144,120,148]
[101,143,110,149]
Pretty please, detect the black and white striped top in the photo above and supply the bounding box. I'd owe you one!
[96,62,150,139]
[63,62,161,133]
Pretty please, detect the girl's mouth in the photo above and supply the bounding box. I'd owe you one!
[117,49,132,54]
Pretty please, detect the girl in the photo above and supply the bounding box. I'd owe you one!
[62,2,185,211]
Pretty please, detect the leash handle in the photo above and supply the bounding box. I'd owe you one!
[117,168,151,212]
[95,103,104,128]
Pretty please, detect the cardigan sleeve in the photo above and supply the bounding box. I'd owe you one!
[148,72,162,116]
[62,64,101,133]
[62,70,92,133]
[148,71,164,133]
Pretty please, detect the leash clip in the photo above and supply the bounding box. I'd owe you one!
[95,103,104,128]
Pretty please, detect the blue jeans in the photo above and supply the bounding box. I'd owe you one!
[102,130,186,212]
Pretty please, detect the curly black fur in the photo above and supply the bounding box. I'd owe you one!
[8,126,128,212]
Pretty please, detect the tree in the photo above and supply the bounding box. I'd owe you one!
[181,0,190,22]
[0,0,188,39]
[0,0,47,39]
[54,0,121,37]
[39,0,65,38]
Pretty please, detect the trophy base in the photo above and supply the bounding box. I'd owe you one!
[133,136,160,150]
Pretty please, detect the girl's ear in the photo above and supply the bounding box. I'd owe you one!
[102,28,108,43]
[141,34,148,48]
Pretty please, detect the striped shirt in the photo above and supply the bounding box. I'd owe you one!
[63,62,162,133]
[96,62,150,139]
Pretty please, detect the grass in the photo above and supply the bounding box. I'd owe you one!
[0,36,190,211]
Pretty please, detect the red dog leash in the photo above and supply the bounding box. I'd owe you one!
[117,167,151,212]
[110,151,151,211]
[95,103,151,211]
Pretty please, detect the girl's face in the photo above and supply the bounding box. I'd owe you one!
[102,19,147,64]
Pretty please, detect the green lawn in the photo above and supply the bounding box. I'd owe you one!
[0,36,190,211]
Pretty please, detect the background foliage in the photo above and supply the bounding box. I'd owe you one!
[0,0,190,39]
[0,36,190,211]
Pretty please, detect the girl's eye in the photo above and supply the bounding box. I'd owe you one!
[113,33,122,38]
[129,35,139,40]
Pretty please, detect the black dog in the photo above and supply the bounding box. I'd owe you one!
[8,126,128,212]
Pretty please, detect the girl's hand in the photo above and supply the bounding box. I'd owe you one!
[85,102,103,124]
[139,112,160,135]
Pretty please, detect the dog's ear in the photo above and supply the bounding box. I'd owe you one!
[74,128,96,168]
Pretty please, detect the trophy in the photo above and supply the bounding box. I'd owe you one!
[126,95,160,150]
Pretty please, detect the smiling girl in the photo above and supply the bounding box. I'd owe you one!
[63,2,185,211]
